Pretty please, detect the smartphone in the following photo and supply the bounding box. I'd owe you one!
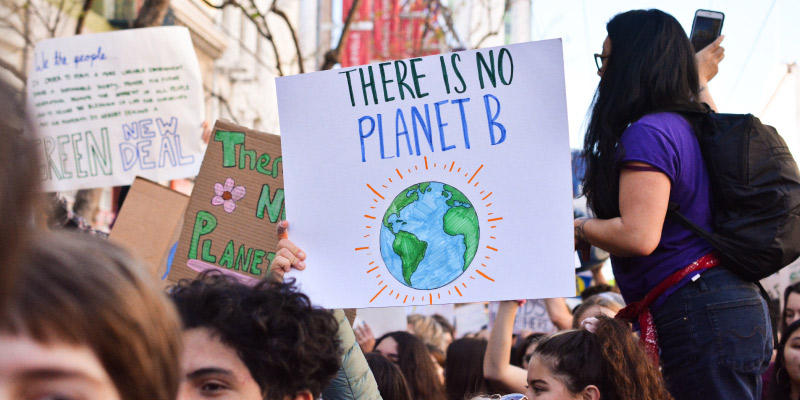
[690,9,724,52]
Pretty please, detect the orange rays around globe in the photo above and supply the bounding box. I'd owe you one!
[355,156,503,305]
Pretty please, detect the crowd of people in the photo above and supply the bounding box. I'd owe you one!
[0,7,794,400]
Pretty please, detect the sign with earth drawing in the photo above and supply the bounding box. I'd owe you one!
[276,39,575,309]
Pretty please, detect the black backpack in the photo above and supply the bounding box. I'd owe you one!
[668,109,800,282]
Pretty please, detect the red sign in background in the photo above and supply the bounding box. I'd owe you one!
[341,0,446,67]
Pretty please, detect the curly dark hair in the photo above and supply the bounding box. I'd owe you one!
[169,274,342,400]
[534,316,672,400]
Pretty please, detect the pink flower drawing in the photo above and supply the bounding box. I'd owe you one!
[212,178,245,214]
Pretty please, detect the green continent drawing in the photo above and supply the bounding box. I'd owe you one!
[380,181,480,290]
[443,206,479,270]
[392,231,428,285]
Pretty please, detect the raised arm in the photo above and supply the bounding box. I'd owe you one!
[483,301,528,393]
[544,298,573,330]
[695,35,725,112]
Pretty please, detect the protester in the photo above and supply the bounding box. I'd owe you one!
[169,273,342,400]
[0,231,183,400]
[374,331,447,400]
[428,343,446,384]
[571,292,625,329]
[432,314,456,344]
[272,220,386,400]
[409,313,451,352]
[365,352,413,400]
[483,301,532,392]
[766,320,800,400]
[445,337,498,400]
[0,79,40,308]
[512,333,547,369]
[574,9,770,399]
[783,283,800,330]
[526,316,672,400]
[579,283,619,301]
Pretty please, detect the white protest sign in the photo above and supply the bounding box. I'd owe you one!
[354,307,409,339]
[27,27,205,191]
[276,39,574,309]
[488,299,557,334]
[454,303,489,338]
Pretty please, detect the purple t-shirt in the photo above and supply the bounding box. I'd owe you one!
[612,112,715,306]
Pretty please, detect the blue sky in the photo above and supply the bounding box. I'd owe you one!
[529,0,800,147]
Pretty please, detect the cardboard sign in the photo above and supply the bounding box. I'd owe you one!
[276,39,575,308]
[27,26,205,191]
[170,120,283,284]
[109,177,189,283]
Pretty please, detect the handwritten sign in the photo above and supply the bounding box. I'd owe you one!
[488,300,557,334]
[276,39,575,309]
[170,120,283,284]
[27,27,205,191]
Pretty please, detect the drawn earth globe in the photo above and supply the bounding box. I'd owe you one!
[379,181,480,290]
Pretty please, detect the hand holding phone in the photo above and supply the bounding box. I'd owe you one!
[690,9,724,52]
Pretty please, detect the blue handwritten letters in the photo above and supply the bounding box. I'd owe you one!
[119,117,194,171]
[34,47,109,70]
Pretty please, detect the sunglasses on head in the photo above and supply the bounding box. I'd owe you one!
[487,394,527,400]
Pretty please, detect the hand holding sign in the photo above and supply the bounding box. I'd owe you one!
[272,220,307,280]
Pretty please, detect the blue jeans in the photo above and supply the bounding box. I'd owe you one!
[652,267,772,400]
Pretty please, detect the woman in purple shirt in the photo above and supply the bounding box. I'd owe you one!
[574,9,771,400]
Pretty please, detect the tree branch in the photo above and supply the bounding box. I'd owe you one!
[74,0,95,34]
[320,0,363,70]
[430,0,464,49]
[133,0,170,28]
[473,0,511,48]
[270,4,303,73]
[0,57,26,83]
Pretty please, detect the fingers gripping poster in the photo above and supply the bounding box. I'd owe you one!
[276,39,575,309]
[27,27,205,192]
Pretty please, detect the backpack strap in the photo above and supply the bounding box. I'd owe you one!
[666,202,716,244]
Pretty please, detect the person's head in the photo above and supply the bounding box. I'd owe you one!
[783,283,800,329]
[580,284,617,301]
[408,314,450,352]
[169,275,342,400]
[0,231,183,400]
[427,343,446,384]
[0,78,40,308]
[364,352,413,400]
[514,333,548,369]
[445,338,496,400]
[432,314,456,345]
[768,319,800,400]
[375,331,446,400]
[582,9,704,218]
[571,293,624,329]
[526,316,671,400]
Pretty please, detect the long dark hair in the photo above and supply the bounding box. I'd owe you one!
[365,352,413,400]
[444,338,497,400]
[375,331,446,400]
[768,319,800,400]
[582,9,704,218]
[533,316,672,400]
